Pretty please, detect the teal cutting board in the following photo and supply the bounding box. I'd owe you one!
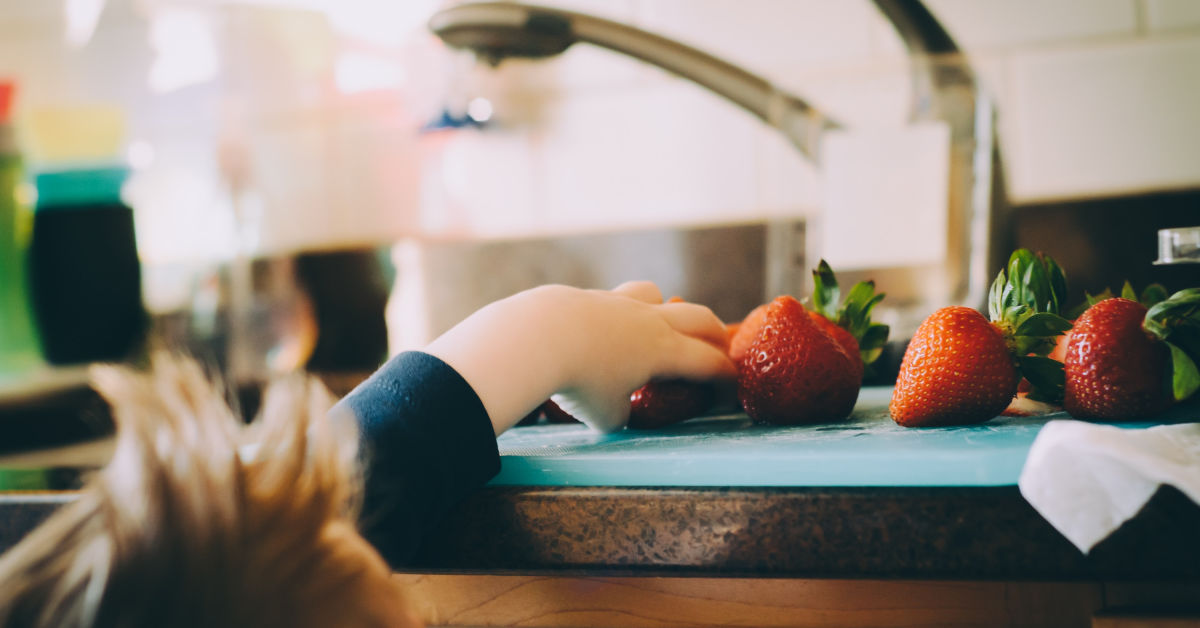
[492,387,1195,488]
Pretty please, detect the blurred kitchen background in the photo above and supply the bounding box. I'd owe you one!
[1,0,1198,404]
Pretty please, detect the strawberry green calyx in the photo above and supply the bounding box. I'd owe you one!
[811,259,890,370]
[987,249,1072,402]
[1125,282,1170,306]
[1143,287,1200,402]
[811,259,842,322]
[1065,281,1169,319]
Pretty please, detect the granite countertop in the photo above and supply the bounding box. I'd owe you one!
[3,389,1199,580]
[3,483,1197,581]
[409,389,1200,580]
[411,484,1200,579]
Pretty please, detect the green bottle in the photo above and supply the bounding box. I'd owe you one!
[0,81,43,375]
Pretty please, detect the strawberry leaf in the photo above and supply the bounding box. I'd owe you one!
[840,286,884,338]
[1013,335,1056,356]
[1167,325,1200,357]
[991,249,1069,327]
[861,347,885,370]
[1121,281,1138,301]
[1165,341,1200,402]
[1026,262,1048,312]
[809,260,890,363]
[860,323,889,352]
[1145,289,1200,341]
[1021,263,1036,308]
[1015,312,1072,337]
[1144,317,1170,339]
[845,280,874,306]
[1045,256,1068,313]
[988,271,1005,321]
[1069,282,1170,320]
[1002,283,1016,310]
[811,260,840,321]
[1004,304,1030,324]
[1018,355,1065,403]
[1141,283,1169,306]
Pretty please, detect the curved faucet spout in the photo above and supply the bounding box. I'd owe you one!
[429,1,1003,336]
[429,2,838,162]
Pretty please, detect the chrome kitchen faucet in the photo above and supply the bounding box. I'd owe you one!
[428,1,1003,338]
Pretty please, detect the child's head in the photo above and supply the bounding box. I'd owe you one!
[0,355,422,628]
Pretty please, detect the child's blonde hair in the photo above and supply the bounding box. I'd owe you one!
[0,354,418,628]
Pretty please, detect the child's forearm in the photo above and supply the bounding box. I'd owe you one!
[337,281,733,565]
[423,290,566,435]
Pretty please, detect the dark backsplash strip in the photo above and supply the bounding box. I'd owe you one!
[1007,188,1200,299]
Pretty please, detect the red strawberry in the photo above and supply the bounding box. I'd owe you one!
[738,295,859,424]
[628,380,716,429]
[1016,282,1166,395]
[809,312,861,379]
[1047,330,1071,363]
[1014,325,1070,394]
[542,399,580,424]
[1064,291,1200,420]
[517,399,581,425]
[891,307,1020,426]
[890,249,1072,427]
[1045,282,1167,366]
[729,303,768,363]
[622,295,721,429]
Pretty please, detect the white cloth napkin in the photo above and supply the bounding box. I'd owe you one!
[1018,419,1200,553]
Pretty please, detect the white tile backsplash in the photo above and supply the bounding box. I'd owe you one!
[549,44,653,91]
[503,0,1200,214]
[419,128,540,237]
[1009,36,1200,200]
[925,0,1138,49]
[764,60,913,129]
[753,125,821,216]
[534,77,764,232]
[635,0,879,71]
[821,122,951,270]
[2,0,1199,253]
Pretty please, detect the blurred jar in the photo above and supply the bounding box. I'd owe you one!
[28,166,146,365]
[0,81,42,374]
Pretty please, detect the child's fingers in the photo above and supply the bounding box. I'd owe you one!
[658,335,738,380]
[658,302,730,350]
[610,280,663,304]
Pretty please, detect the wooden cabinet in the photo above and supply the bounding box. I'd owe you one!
[394,575,1199,628]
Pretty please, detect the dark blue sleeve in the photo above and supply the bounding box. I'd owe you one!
[332,351,500,567]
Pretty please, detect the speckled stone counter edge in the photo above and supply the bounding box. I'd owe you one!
[3,487,1196,580]
[412,485,1200,580]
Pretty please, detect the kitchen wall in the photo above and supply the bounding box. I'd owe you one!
[1,1,1195,356]
[428,0,1200,238]
[3,1,1195,248]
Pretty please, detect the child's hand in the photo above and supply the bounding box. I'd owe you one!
[424,281,736,434]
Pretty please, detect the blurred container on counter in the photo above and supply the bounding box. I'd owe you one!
[1156,226,1200,265]
[0,81,43,375]
[25,106,146,365]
